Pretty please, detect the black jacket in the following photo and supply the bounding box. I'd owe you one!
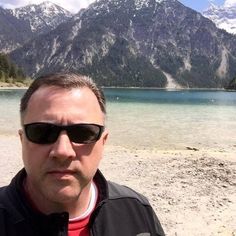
[0,169,165,236]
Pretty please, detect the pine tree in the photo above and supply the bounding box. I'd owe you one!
[0,70,5,82]
[9,64,17,78]
[0,54,10,77]
[0,53,26,84]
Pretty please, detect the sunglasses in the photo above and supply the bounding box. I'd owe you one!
[23,122,105,144]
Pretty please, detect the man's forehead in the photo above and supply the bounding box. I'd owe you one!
[23,85,105,123]
[28,85,102,111]
[29,85,95,101]
[32,85,81,95]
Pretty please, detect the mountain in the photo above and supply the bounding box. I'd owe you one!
[7,1,73,35]
[9,0,236,88]
[0,2,72,53]
[0,7,32,53]
[203,3,236,35]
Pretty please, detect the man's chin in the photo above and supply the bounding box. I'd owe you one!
[43,184,81,204]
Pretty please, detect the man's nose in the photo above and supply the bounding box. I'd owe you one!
[49,131,76,160]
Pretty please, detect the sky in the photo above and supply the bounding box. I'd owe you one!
[179,0,235,12]
[0,0,236,13]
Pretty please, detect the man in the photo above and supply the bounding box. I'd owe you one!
[0,72,165,236]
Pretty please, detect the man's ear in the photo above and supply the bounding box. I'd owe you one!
[18,129,23,143]
[102,130,109,145]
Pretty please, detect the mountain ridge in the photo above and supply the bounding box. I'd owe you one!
[0,1,73,53]
[5,0,236,88]
[7,1,73,35]
[0,7,32,53]
[203,3,236,34]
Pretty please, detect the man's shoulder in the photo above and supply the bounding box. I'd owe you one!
[0,186,8,201]
[107,181,150,206]
[0,186,9,217]
[0,185,13,212]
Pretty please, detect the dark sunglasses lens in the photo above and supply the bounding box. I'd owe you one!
[68,124,102,144]
[25,123,59,144]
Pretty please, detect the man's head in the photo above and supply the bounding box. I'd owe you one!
[19,72,108,216]
[20,72,106,123]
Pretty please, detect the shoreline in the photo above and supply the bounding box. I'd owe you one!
[0,87,28,90]
[0,135,235,235]
[0,83,228,91]
[103,86,227,91]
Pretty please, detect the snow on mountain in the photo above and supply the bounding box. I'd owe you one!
[0,6,33,53]
[8,1,73,34]
[203,3,236,34]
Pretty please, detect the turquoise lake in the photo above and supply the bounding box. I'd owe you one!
[0,88,236,150]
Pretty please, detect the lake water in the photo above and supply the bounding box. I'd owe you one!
[0,88,236,150]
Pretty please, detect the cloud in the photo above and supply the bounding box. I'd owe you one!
[224,0,236,7]
[0,0,96,13]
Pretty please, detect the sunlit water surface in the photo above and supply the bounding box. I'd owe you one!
[0,88,235,150]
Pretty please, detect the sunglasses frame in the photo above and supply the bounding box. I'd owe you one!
[23,122,105,144]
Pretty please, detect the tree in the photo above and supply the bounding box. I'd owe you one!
[0,53,27,83]
[0,54,10,77]
[0,70,6,82]
[225,76,236,90]
[9,64,17,78]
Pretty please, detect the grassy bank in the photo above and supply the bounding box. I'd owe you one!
[0,78,32,88]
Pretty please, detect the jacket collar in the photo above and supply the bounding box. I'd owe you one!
[93,169,109,203]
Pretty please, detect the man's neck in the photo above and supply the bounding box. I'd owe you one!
[69,181,98,221]
[23,177,92,218]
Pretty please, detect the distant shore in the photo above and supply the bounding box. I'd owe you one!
[0,86,28,90]
[0,82,29,89]
[103,86,226,90]
[0,82,228,91]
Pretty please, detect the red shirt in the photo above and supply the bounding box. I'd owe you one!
[68,181,98,236]
[68,214,91,236]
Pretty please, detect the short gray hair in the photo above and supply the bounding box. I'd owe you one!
[20,72,106,122]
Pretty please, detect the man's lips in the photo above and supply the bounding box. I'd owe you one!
[47,169,76,177]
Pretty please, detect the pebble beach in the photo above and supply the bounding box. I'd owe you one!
[0,134,235,236]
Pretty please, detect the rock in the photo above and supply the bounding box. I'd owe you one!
[186,147,199,151]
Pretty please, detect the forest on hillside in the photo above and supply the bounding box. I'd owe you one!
[0,53,30,86]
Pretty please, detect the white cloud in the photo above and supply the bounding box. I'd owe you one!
[0,0,96,13]
[224,0,236,7]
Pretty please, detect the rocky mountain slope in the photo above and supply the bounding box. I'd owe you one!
[0,2,72,53]
[9,0,236,88]
[0,7,32,53]
[203,3,236,35]
[7,1,72,35]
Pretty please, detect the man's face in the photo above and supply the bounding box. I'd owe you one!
[19,86,108,209]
